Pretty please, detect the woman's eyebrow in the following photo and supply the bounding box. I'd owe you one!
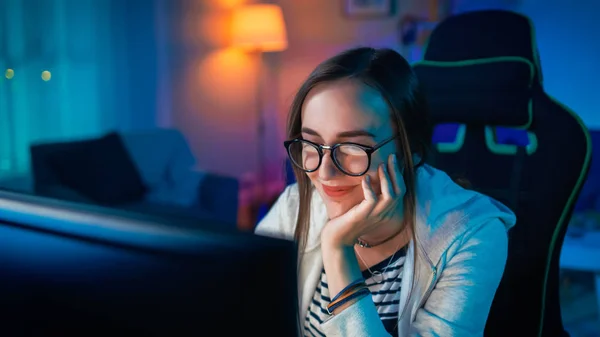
[301,127,376,139]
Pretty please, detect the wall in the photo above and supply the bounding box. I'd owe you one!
[515,0,600,128]
[453,0,600,129]
[164,0,599,184]
[165,0,430,182]
[0,0,159,177]
[163,0,260,181]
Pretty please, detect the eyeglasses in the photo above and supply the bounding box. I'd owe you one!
[283,135,398,176]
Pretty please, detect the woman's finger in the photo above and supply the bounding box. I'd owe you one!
[344,175,378,222]
[388,154,405,196]
[378,162,395,200]
[371,162,395,217]
[362,174,378,203]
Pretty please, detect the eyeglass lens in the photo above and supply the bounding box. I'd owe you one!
[287,141,369,175]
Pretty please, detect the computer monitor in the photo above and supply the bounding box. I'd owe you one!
[0,190,298,336]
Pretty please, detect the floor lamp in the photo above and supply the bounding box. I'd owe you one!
[231,4,288,202]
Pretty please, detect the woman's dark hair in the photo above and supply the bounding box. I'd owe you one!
[286,47,432,254]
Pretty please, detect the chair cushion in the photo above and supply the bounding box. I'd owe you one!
[47,132,147,205]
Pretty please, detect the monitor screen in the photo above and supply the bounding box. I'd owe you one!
[0,190,298,336]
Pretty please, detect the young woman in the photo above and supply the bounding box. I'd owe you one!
[255,47,516,336]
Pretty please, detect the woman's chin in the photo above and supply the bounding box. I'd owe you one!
[314,186,363,219]
[323,197,359,220]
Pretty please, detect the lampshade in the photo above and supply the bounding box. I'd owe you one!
[231,4,288,52]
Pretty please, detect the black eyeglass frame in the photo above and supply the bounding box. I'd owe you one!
[283,135,399,177]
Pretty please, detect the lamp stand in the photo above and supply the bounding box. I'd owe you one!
[254,50,266,202]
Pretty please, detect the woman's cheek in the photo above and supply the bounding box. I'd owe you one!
[368,171,381,195]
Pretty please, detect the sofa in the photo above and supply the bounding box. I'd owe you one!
[22,128,239,229]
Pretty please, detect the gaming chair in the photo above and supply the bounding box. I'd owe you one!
[413,10,592,337]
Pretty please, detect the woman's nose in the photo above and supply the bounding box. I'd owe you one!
[318,154,342,180]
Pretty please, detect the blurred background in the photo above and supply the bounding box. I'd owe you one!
[0,0,598,335]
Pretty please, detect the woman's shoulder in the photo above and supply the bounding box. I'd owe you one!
[413,165,516,263]
[415,164,516,230]
[254,184,328,248]
[254,184,300,240]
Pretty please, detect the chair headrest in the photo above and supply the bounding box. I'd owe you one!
[424,10,540,71]
[414,59,534,128]
[415,10,540,128]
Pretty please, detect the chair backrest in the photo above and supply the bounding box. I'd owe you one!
[413,10,592,337]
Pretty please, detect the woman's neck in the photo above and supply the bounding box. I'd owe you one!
[354,219,410,270]
[359,216,408,249]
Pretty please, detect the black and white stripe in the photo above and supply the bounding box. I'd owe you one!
[303,248,406,337]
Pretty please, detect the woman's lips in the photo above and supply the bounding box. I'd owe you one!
[321,184,357,198]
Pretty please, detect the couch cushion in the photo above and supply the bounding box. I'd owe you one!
[31,138,98,188]
[120,128,203,207]
[118,202,232,230]
[145,168,204,207]
[120,129,178,189]
[47,132,147,205]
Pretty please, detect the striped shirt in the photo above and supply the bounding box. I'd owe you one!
[304,247,407,337]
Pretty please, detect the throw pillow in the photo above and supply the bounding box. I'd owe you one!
[47,132,147,205]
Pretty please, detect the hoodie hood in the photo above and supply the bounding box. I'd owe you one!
[413,165,517,265]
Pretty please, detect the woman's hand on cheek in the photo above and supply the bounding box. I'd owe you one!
[320,153,406,249]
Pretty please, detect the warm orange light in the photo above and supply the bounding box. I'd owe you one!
[231,4,288,52]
